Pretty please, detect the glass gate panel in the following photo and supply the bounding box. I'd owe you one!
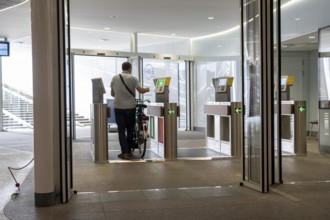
[241,0,280,191]
[142,59,187,129]
[273,0,282,184]
[242,0,262,187]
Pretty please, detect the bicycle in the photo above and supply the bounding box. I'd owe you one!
[132,99,150,158]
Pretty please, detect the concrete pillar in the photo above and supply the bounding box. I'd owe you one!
[31,0,61,207]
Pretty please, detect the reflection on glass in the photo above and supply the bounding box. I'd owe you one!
[319,58,330,101]
[319,27,330,53]
[194,60,239,128]
[142,59,187,129]
[74,56,127,119]
[243,0,261,184]
[273,0,281,182]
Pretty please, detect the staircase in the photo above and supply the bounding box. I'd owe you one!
[2,84,91,129]
[2,113,24,128]
[2,84,33,129]
[75,113,91,127]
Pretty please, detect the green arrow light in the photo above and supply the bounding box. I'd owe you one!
[168,109,175,116]
[299,106,306,112]
[235,108,242,114]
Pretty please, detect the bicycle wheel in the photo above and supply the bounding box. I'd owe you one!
[131,123,139,152]
[138,133,147,159]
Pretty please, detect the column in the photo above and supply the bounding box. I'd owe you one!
[130,32,138,53]
[31,0,61,207]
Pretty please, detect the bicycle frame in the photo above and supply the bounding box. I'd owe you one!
[136,101,149,141]
[133,99,149,158]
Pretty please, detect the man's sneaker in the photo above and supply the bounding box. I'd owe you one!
[118,153,133,159]
[118,153,125,159]
[124,153,133,159]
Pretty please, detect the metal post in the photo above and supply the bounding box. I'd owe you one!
[164,103,178,160]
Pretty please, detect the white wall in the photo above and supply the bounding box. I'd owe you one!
[281,51,319,132]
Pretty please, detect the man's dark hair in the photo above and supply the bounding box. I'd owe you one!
[122,62,132,71]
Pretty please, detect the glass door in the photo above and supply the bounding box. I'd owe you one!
[241,0,262,191]
[60,0,73,203]
[241,0,281,192]
[273,0,282,184]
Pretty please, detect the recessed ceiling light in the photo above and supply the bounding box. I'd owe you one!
[294,17,301,21]
[110,15,117,18]
[171,33,176,36]
[208,16,215,20]
[100,38,109,42]
[309,36,316,39]
[104,27,110,30]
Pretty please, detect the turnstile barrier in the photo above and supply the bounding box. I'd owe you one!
[90,104,109,162]
[204,102,242,157]
[147,103,179,160]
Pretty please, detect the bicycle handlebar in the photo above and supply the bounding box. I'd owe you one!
[135,99,150,104]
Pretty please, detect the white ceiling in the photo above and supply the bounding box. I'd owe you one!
[0,0,330,52]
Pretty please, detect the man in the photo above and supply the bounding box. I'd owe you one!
[110,61,150,159]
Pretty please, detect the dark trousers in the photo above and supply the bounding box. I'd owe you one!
[115,108,136,154]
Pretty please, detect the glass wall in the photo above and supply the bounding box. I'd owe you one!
[190,13,241,130]
[2,44,33,94]
[193,59,240,128]
[1,44,33,129]
[319,27,330,101]
[142,59,187,129]
[319,58,330,101]
[73,55,127,118]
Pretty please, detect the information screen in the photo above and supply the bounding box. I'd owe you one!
[219,78,227,86]
[0,41,10,56]
[156,78,166,87]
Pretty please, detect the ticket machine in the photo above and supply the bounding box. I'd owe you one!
[90,78,108,162]
[204,77,242,157]
[213,77,233,102]
[280,75,306,155]
[147,77,179,160]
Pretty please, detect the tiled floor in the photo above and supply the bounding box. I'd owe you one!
[0,129,34,220]
[2,127,330,220]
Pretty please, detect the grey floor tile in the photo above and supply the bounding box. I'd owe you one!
[142,188,191,200]
[52,203,104,216]
[70,193,102,204]
[52,213,106,220]
[183,187,235,198]
[100,191,147,203]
